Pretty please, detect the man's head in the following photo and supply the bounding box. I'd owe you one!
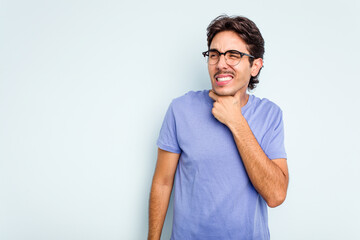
[204,15,264,96]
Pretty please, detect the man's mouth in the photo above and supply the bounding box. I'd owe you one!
[217,76,233,82]
[215,74,233,86]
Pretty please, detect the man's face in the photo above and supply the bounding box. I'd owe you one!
[208,31,259,96]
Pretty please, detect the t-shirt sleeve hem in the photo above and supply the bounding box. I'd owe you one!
[157,140,182,154]
[267,152,287,160]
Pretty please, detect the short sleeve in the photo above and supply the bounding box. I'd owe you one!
[265,110,287,160]
[156,102,182,154]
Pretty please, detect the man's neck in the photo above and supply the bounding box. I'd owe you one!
[240,93,249,108]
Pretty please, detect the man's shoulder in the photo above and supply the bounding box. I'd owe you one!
[251,95,283,115]
[248,95,284,126]
[171,89,210,107]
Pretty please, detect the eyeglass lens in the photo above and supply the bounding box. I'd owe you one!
[207,50,242,66]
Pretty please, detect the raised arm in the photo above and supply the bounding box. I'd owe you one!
[229,118,289,207]
[209,90,289,208]
[148,148,180,240]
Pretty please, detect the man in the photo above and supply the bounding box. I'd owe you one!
[148,15,289,240]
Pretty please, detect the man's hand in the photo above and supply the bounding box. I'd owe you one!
[209,89,289,207]
[209,90,243,127]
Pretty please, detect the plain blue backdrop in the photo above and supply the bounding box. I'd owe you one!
[1,0,359,239]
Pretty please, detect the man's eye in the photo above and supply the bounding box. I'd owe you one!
[210,54,218,58]
[229,54,240,59]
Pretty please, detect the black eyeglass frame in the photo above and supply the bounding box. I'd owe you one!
[202,49,255,65]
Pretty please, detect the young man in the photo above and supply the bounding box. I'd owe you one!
[148,15,289,240]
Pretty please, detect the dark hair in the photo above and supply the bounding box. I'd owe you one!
[207,15,265,90]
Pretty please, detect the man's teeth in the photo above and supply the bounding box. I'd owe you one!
[217,77,232,82]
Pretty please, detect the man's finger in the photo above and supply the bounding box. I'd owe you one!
[209,90,219,101]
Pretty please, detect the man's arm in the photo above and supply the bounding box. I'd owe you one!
[209,90,289,208]
[148,148,180,240]
[229,117,289,208]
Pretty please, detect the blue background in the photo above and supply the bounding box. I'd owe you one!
[1,0,359,239]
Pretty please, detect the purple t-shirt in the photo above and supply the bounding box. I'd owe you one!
[157,90,287,240]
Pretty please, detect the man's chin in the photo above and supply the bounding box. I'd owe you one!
[212,88,236,96]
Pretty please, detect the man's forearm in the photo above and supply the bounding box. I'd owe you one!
[228,116,288,208]
[148,181,173,240]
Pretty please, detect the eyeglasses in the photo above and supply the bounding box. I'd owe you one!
[202,49,255,66]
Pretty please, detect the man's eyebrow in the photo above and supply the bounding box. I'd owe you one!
[208,48,239,52]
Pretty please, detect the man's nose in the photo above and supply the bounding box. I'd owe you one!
[216,55,228,69]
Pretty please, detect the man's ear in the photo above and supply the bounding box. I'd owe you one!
[250,58,263,77]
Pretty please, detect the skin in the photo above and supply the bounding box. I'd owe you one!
[148,149,180,240]
[148,30,289,239]
[208,31,263,105]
